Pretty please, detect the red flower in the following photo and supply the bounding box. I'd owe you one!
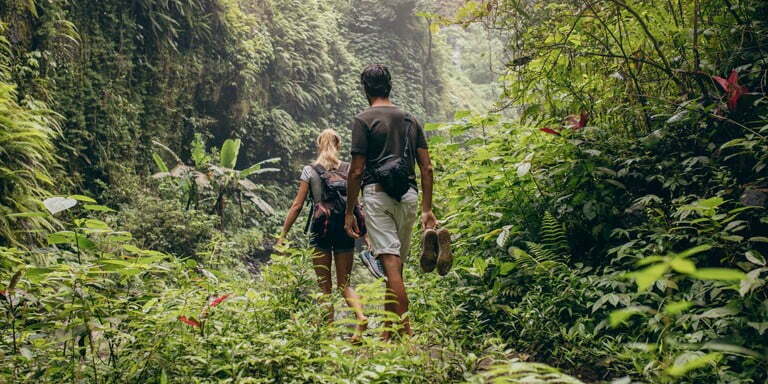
[178,315,201,328]
[713,70,748,111]
[209,294,231,308]
[540,127,562,136]
[565,112,589,130]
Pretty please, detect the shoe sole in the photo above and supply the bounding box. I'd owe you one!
[359,252,383,279]
[436,229,453,276]
[421,229,438,273]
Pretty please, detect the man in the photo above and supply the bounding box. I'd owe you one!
[344,64,449,339]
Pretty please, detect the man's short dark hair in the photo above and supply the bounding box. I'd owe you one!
[361,64,392,99]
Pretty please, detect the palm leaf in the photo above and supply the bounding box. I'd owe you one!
[220,139,241,169]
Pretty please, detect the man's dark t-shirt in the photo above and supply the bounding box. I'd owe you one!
[350,105,428,189]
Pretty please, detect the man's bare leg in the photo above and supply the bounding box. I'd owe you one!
[380,254,412,339]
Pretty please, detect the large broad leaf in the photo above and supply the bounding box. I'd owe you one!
[241,165,280,178]
[220,139,241,169]
[43,197,78,215]
[246,193,275,215]
[238,179,259,191]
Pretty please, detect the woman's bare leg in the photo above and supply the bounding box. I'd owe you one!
[311,249,333,323]
[334,251,368,339]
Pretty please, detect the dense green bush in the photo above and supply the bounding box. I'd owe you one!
[112,194,218,258]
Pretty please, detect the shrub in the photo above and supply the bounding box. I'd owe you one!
[113,194,218,258]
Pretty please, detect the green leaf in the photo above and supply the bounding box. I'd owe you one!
[83,204,115,212]
[454,110,471,120]
[76,236,97,250]
[666,352,722,377]
[84,219,110,230]
[220,139,241,169]
[241,166,280,178]
[48,231,76,245]
[676,244,712,258]
[669,258,696,274]
[663,301,693,315]
[68,195,96,203]
[106,232,133,242]
[701,342,761,357]
[690,268,746,281]
[153,153,169,173]
[6,212,49,218]
[631,263,669,291]
[26,267,55,283]
[745,251,766,266]
[610,307,647,327]
[499,262,515,275]
[698,197,724,209]
[636,255,665,266]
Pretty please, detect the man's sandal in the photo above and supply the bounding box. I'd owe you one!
[436,228,453,276]
[420,229,438,273]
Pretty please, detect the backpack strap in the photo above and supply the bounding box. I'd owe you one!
[402,113,414,159]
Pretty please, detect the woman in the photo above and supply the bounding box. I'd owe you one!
[277,129,367,340]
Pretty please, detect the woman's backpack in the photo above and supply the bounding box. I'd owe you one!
[309,164,366,239]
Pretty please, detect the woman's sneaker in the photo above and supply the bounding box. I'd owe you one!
[436,228,453,276]
[421,229,438,273]
[359,250,385,279]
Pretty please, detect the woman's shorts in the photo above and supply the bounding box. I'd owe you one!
[310,225,355,254]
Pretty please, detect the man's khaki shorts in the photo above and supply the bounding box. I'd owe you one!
[362,184,419,260]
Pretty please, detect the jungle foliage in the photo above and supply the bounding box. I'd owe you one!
[0,0,457,197]
[425,0,768,382]
[2,0,768,383]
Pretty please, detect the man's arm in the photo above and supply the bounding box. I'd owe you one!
[344,154,366,238]
[417,148,437,229]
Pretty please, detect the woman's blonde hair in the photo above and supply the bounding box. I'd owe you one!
[314,129,342,170]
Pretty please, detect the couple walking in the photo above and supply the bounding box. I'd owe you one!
[278,64,451,341]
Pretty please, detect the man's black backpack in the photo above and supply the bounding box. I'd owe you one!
[307,163,366,238]
[372,114,415,201]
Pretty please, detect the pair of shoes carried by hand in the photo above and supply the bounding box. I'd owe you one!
[420,228,452,276]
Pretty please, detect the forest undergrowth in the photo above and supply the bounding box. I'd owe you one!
[3,0,768,383]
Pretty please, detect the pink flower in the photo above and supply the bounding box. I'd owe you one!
[540,127,562,136]
[178,316,201,328]
[565,112,589,130]
[713,70,748,111]
[209,294,231,308]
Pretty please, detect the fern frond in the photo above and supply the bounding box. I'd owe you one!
[525,242,560,263]
[510,245,565,274]
[540,211,568,252]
